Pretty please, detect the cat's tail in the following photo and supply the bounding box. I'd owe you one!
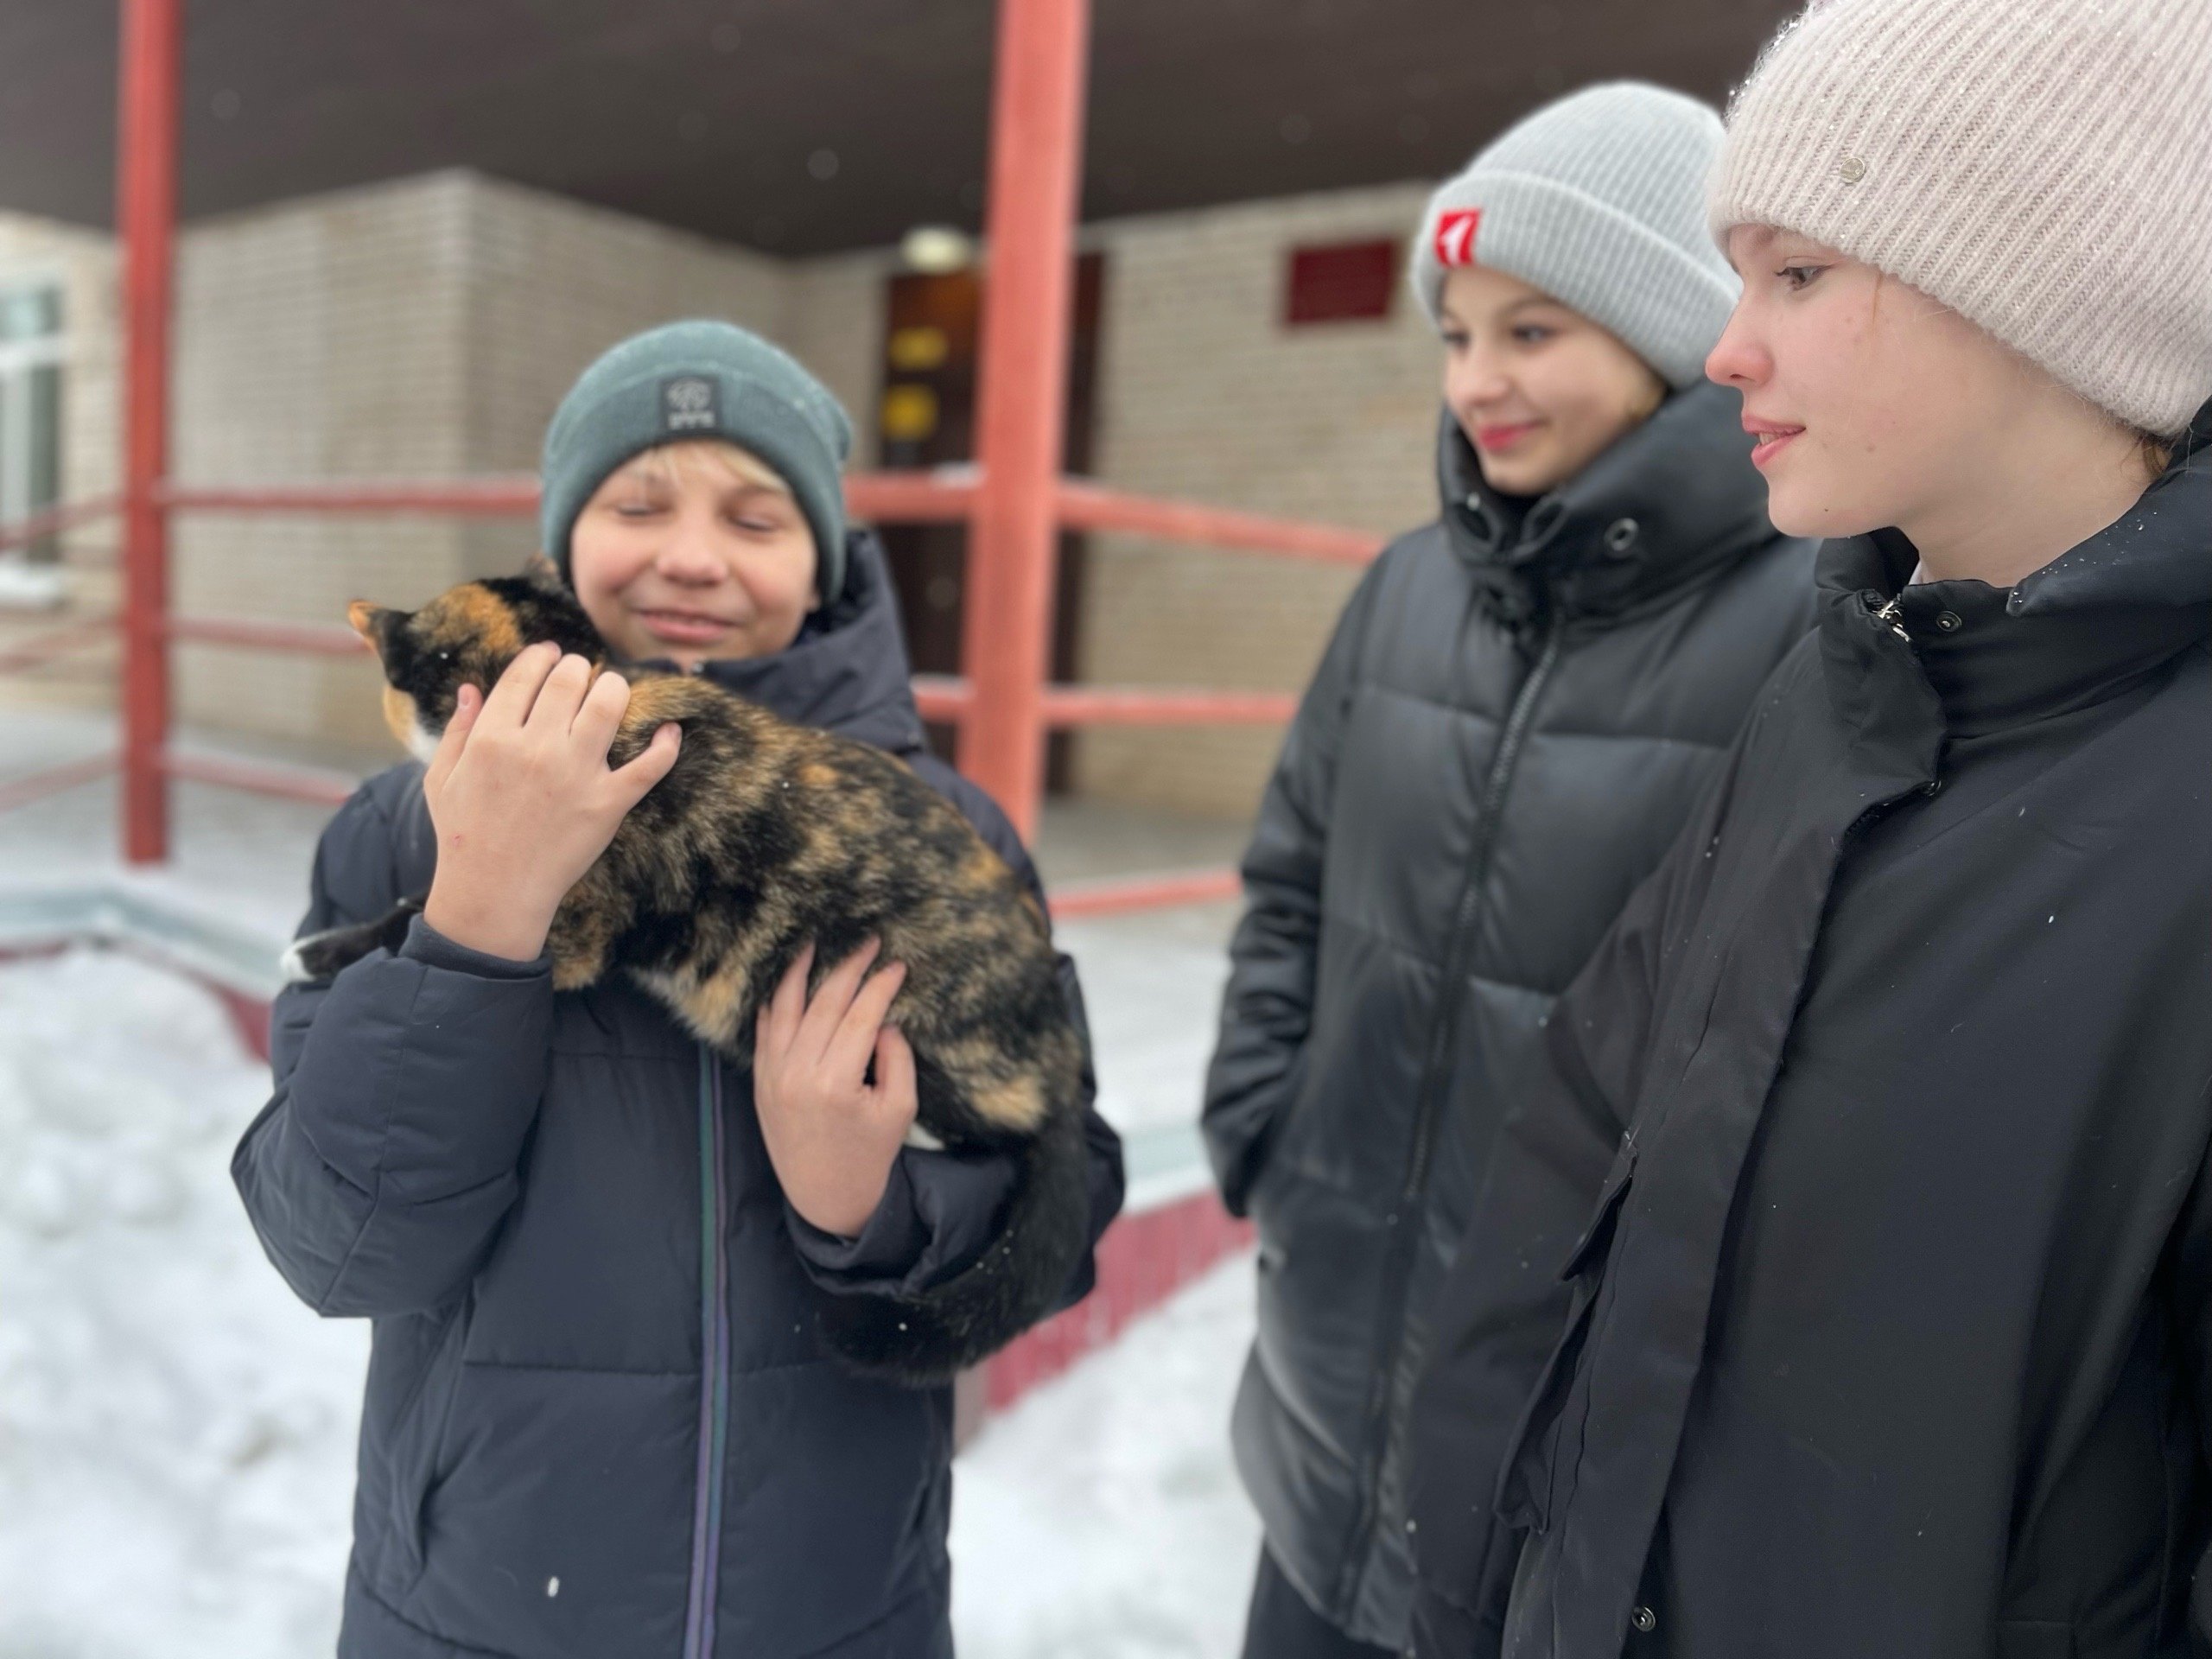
[813,1102,1094,1388]
[282,897,425,982]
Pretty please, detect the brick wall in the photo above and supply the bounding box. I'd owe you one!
[0,174,1448,820]
[0,213,121,713]
[169,174,476,751]
[1070,184,1444,820]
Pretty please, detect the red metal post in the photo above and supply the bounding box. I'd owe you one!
[960,0,1090,841]
[117,0,181,862]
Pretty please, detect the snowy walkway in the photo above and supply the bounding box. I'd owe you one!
[0,703,1270,1657]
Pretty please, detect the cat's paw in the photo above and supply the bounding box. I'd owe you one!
[280,929,346,983]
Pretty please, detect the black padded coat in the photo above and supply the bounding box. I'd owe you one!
[1407,404,2212,1659]
[233,535,1125,1659]
[1201,383,1816,1646]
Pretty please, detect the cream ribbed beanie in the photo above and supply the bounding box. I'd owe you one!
[1710,0,2212,438]
[1411,84,1740,390]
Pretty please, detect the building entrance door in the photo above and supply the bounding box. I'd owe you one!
[874,253,1104,791]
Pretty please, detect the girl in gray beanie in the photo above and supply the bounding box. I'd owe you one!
[1404,3,2212,1656]
[1205,82,1816,1659]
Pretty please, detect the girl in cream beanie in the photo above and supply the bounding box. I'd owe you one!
[1711,0,2212,442]
[1402,4,2212,1656]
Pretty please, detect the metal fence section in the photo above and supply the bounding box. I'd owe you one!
[0,0,1390,919]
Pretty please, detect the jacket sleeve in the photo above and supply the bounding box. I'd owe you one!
[232,784,552,1319]
[791,772,1124,1319]
[1406,734,1743,1656]
[1201,554,1388,1216]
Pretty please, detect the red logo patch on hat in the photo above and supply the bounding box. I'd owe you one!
[1434,208,1482,268]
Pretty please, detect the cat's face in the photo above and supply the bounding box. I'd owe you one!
[348,564,605,761]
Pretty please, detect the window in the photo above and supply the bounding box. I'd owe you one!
[1283,239,1397,327]
[0,283,65,560]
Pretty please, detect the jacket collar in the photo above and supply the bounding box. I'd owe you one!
[622,530,930,756]
[1818,397,2212,747]
[1438,379,1781,626]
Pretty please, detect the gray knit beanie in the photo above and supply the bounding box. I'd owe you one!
[540,319,856,603]
[1710,0,2212,439]
[1410,83,1740,390]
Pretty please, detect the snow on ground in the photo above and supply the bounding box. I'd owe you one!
[0,940,1258,1658]
[952,1253,1260,1659]
[0,948,365,1659]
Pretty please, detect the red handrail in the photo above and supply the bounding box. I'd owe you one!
[0,752,118,815]
[1054,480,1385,566]
[0,495,122,556]
[168,616,365,655]
[0,615,118,677]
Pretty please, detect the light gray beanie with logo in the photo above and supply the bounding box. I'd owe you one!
[1710,0,2212,439]
[1409,82,1741,390]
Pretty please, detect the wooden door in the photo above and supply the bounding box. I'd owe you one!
[875,253,1104,791]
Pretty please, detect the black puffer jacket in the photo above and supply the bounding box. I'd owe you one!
[1201,383,1816,1646]
[233,534,1124,1659]
[1407,405,2212,1659]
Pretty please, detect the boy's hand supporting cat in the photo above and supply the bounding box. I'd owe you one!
[422,643,682,963]
[754,939,918,1239]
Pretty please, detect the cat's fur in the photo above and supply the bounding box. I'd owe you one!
[289,563,1090,1385]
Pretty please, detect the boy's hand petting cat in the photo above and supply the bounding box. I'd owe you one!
[753,939,918,1240]
[422,642,682,963]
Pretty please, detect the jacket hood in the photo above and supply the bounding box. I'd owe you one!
[1436,378,1781,625]
[622,529,930,757]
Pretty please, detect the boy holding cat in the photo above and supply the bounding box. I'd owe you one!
[234,321,1124,1659]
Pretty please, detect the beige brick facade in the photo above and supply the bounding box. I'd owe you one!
[0,172,1446,818]
[1071,185,1443,819]
[0,214,122,714]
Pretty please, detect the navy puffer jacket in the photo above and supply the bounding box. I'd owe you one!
[1203,383,1815,1646]
[233,534,1125,1659]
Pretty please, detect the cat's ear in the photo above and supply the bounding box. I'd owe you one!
[520,551,567,594]
[346,601,401,660]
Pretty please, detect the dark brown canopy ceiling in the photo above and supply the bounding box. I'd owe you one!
[0,0,1796,256]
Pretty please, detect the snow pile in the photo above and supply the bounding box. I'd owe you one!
[952,1253,1260,1659]
[0,944,1260,1659]
[0,947,365,1659]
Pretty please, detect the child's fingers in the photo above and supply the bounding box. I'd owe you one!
[480,641,559,730]
[525,652,595,738]
[795,938,881,1055]
[424,682,481,792]
[570,667,632,756]
[868,1027,918,1125]
[762,943,813,1056]
[828,960,908,1084]
[609,723,682,810]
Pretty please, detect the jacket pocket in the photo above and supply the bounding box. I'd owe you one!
[383,1307,467,1591]
[1242,1050,1312,1222]
[1492,1140,1636,1535]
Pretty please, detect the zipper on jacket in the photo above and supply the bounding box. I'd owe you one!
[1332,610,1567,1618]
[682,1044,732,1659]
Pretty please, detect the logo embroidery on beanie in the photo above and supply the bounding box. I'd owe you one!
[662,376,721,434]
[1434,209,1482,268]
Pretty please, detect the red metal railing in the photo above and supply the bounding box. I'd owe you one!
[0,0,1414,1426]
[0,0,1390,921]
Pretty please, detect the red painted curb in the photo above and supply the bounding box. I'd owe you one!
[986,1186,1252,1409]
[7,949,1244,1413]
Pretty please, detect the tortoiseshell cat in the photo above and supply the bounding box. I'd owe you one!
[287,562,1090,1384]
